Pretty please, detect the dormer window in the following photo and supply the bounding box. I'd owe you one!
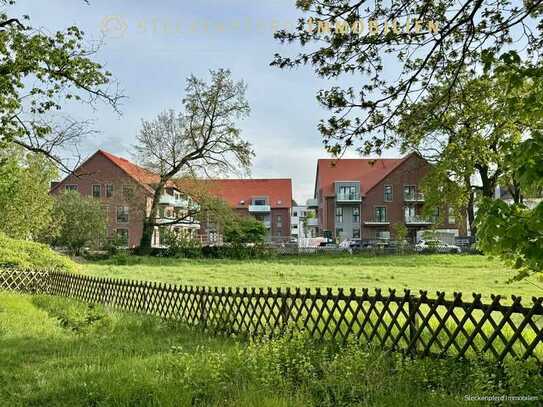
[253,198,267,206]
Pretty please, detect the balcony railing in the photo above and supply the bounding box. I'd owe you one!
[405,216,432,225]
[404,192,425,202]
[336,192,361,202]
[249,204,271,213]
[159,194,189,208]
[364,219,390,225]
[306,198,318,207]
[306,218,319,227]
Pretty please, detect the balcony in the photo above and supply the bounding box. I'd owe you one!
[364,219,390,226]
[159,194,189,208]
[306,218,319,227]
[249,204,271,213]
[306,198,318,208]
[404,192,425,202]
[405,216,432,225]
[336,192,361,202]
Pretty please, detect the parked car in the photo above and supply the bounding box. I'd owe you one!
[415,239,461,254]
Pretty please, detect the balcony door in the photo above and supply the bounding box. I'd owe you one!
[404,205,416,222]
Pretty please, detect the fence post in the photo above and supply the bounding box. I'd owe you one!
[199,288,207,328]
[408,295,419,355]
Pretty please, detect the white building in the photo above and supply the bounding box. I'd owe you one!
[291,205,318,242]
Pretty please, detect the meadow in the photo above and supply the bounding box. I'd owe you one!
[81,254,543,303]
[1,291,541,406]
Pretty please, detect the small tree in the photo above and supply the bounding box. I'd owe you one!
[52,191,107,255]
[0,146,58,240]
[135,69,253,252]
[393,223,408,243]
[224,216,267,245]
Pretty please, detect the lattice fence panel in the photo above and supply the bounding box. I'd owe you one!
[2,269,543,362]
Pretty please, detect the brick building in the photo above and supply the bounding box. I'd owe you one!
[202,179,293,243]
[309,153,464,243]
[50,150,199,248]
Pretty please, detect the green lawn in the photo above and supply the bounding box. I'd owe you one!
[2,292,541,406]
[81,254,543,303]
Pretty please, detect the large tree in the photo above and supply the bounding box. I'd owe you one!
[0,0,122,170]
[135,69,253,251]
[395,56,543,235]
[272,0,543,155]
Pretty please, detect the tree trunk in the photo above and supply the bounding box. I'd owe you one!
[467,188,476,238]
[139,181,165,254]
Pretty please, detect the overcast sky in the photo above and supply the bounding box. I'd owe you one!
[14,0,400,203]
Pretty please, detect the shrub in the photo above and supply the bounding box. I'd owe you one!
[0,233,77,273]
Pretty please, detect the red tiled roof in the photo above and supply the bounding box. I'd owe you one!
[99,150,161,187]
[205,179,293,209]
[315,155,412,197]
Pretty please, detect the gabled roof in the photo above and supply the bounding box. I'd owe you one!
[99,150,161,187]
[315,154,416,197]
[205,179,293,209]
[50,150,172,195]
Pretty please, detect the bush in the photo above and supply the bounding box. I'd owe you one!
[0,233,77,273]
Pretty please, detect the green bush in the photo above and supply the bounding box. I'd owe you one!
[0,233,77,272]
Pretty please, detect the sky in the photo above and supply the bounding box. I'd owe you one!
[13,0,401,203]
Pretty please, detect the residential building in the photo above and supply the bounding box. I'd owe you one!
[290,205,318,241]
[310,153,465,243]
[202,179,292,243]
[50,150,200,248]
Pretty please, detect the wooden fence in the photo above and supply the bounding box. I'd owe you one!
[1,269,543,362]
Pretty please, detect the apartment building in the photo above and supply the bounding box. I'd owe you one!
[202,179,292,243]
[290,205,318,241]
[50,150,199,248]
[310,153,464,243]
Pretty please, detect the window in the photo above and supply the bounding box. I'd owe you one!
[253,198,267,206]
[338,185,357,200]
[117,206,129,223]
[276,215,282,228]
[336,228,343,238]
[384,185,393,202]
[353,228,360,239]
[353,207,360,223]
[92,184,101,198]
[404,185,416,200]
[116,228,129,246]
[448,207,456,224]
[376,230,390,240]
[375,207,387,222]
[292,224,298,229]
[293,211,298,217]
[65,184,78,191]
[336,207,343,224]
[123,185,134,198]
[106,184,113,198]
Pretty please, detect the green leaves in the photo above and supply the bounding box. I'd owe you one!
[0,146,57,240]
[0,2,121,158]
[52,190,108,255]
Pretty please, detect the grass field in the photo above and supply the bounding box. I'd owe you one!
[81,254,543,302]
[1,291,541,406]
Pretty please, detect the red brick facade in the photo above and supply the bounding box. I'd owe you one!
[50,151,150,248]
[313,154,466,243]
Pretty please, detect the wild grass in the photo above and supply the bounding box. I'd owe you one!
[81,254,543,302]
[1,292,542,406]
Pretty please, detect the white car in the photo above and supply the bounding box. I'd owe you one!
[415,239,461,254]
